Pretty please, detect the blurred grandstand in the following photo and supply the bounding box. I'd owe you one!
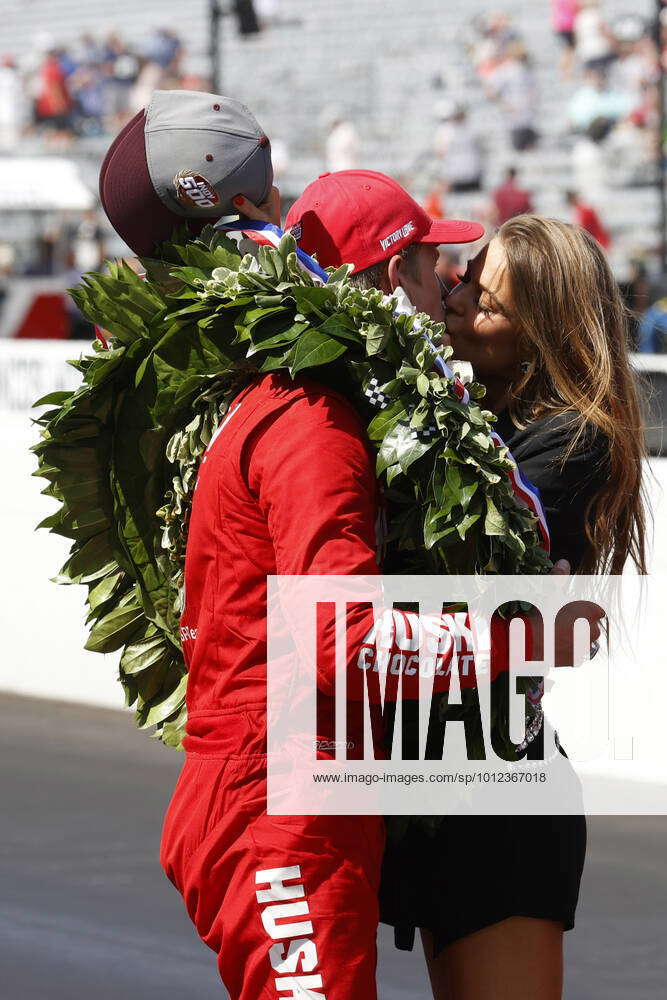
[0,0,666,349]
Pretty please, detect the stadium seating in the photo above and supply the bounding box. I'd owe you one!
[4,0,659,277]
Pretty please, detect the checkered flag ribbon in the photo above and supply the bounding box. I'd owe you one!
[364,377,392,409]
[408,423,438,441]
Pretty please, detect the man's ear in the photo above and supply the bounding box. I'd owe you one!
[387,253,404,293]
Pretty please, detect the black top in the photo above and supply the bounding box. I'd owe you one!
[494,409,610,571]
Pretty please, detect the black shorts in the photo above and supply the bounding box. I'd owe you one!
[379,811,587,955]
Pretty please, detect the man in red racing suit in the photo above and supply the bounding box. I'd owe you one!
[160,173,486,999]
[161,373,386,998]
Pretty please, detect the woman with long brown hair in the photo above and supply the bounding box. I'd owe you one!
[380,215,648,999]
[449,215,647,576]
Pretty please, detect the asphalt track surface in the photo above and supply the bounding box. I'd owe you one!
[1,694,665,1000]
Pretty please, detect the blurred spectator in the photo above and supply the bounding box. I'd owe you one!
[571,116,613,203]
[566,189,611,249]
[637,295,667,353]
[0,244,14,321]
[34,48,72,133]
[574,0,616,73]
[423,180,447,219]
[487,43,540,151]
[141,28,182,69]
[325,117,360,172]
[69,64,106,137]
[568,68,634,132]
[607,115,656,187]
[610,21,657,110]
[493,167,534,224]
[128,59,166,114]
[433,105,484,192]
[0,56,28,149]
[24,232,60,276]
[74,33,105,67]
[551,0,578,79]
[0,243,15,276]
[70,210,107,273]
[103,33,140,126]
[622,258,653,347]
[129,29,184,115]
[469,12,521,84]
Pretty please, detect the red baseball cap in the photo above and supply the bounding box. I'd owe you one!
[285,170,484,274]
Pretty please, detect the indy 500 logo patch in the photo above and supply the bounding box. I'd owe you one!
[173,170,221,210]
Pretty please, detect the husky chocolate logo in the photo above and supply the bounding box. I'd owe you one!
[173,170,221,210]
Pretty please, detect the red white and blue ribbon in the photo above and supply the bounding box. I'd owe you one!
[490,430,550,551]
[215,218,329,285]
[420,330,470,404]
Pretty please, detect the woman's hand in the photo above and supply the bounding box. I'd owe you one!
[530,560,604,666]
[232,185,281,226]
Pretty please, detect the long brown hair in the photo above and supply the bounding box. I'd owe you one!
[498,215,648,574]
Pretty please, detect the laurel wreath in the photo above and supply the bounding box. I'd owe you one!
[32,227,549,749]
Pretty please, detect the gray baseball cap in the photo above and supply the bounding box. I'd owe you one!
[99,90,273,256]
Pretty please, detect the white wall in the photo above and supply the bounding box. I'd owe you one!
[0,340,123,708]
[1,339,665,711]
